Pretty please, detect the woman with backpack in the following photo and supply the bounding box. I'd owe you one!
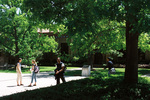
[28,60,38,87]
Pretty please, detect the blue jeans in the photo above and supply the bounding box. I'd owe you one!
[31,71,37,83]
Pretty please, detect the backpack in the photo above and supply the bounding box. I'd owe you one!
[61,62,67,73]
[110,68,116,74]
[34,66,40,73]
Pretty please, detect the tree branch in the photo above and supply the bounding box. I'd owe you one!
[97,26,125,37]
[0,41,15,51]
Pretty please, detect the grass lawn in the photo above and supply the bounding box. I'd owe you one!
[1,68,150,100]
[0,66,81,74]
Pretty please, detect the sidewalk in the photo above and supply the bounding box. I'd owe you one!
[141,74,150,77]
[0,68,86,97]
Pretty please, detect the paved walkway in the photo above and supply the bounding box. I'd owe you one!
[141,74,150,77]
[0,68,86,97]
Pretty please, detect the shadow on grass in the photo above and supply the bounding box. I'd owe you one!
[1,69,150,100]
[138,68,150,76]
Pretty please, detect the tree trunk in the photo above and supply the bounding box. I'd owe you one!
[88,54,94,70]
[90,54,94,70]
[124,21,139,84]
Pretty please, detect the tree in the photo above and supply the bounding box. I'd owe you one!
[0,0,58,65]
[23,0,150,83]
[138,33,150,52]
[103,0,150,83]
[65,19,126,67]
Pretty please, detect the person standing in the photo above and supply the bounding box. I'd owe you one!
[28,60,37,87]
[55,57,66,85]
[16,58,23,86]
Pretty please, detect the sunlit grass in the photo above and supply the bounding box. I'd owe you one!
[92,68,150,84]
[0,66,81,74]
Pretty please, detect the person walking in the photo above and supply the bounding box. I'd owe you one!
[104,57,115,76]
[28,60,37,87]
[16,58,23,86]
[54,57,66,85]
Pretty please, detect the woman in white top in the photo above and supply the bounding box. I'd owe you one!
[16,58,23,86]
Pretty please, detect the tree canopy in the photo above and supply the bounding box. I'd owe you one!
[23,0,150,55]
[23,0,150,83]
[0,0,58,64]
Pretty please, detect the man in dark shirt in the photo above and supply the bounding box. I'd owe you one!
[55,57,66,85]
[104,57,115,76]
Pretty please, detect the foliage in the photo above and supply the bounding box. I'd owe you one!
[138,33,150,52]
[0,0,58,64]
[67,19,126,58]
[23,0,150,57]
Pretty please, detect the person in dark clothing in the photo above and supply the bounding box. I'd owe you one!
[104,57,115,76]
[55,57,66,85]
